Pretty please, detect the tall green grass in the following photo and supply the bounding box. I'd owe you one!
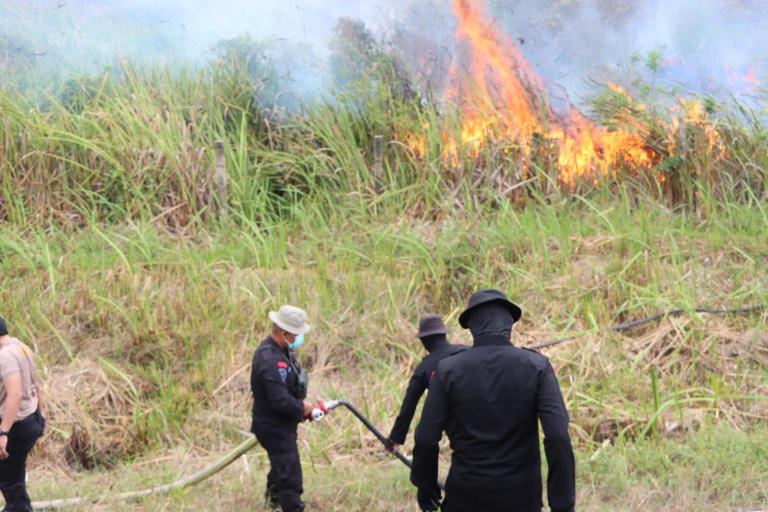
[1,193,765,458]
[0,60,766,509]
[2,61,766,229]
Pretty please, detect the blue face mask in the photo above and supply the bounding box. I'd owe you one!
[288,334,304,351]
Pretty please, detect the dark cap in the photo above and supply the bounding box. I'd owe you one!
[458,289,522,328]
[0,316,7,336]
[417,314,447,338]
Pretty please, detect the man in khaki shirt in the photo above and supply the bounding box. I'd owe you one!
[0,317,45,512]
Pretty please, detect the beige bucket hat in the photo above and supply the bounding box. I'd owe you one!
[269,305,311,335]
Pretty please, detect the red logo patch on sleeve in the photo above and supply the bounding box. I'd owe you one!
[430,370,436,379]
[277,361,288,368]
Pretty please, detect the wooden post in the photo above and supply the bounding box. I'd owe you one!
[373,134,384,193]
[213,140,229,212]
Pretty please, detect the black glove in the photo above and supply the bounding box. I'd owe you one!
[384,437,396,453]
[417,486,442,511]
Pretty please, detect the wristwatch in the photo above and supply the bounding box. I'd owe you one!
[0,430,9,437]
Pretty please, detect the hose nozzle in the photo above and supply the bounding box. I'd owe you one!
[311,400,339,421]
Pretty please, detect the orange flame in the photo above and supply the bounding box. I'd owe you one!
[403,0,658,186]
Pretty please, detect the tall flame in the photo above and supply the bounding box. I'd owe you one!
[404,0,658,186]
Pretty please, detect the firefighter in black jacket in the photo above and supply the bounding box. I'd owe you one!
[251,305,315,512]
[411,289,576,512]
[386,315,465,453]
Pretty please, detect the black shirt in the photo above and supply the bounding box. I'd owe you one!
[388,341,466,445]
[250,336,306,431]
[411,334,576,512]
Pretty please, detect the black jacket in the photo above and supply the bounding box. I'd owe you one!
[411,334,576,512]
[250,336,306,431]
[388,339,466,445]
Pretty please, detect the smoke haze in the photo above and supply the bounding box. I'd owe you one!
[1,0,766,104]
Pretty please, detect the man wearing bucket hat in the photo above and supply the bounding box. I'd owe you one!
[385,315,465,458]
[251,305,316,512]
[411,289,576,512]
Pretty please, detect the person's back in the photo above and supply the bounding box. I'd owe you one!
[387,315,465,449]
[411,290,575,512]
[433,341,569,510]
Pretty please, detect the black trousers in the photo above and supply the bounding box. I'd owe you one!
[0,410,44,512]
[441,471,543,512]
[442,497,541,512]
[253,427,304,512]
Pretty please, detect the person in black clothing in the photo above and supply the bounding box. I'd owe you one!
[411,289,576,512]
[251,305,316,512]
[386,315,465,454]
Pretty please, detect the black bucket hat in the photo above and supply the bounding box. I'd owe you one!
[417,314,447,338]
[458,289,522,328]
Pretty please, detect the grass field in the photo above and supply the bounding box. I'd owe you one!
[0,58,767,510]
[3,196,766,511]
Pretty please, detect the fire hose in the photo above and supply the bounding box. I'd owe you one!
[527,304,765,350]
[321,400,415,469]
[32,400,415,510]
[31,303,765,509]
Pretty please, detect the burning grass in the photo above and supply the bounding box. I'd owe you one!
[394,0,768,201]
[1,45,767,229]
[404,0,659,185]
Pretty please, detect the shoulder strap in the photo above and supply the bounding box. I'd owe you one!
[287,352,302,374]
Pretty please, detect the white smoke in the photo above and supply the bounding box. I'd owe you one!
[1,0,766,104]
[481,0,767,102]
